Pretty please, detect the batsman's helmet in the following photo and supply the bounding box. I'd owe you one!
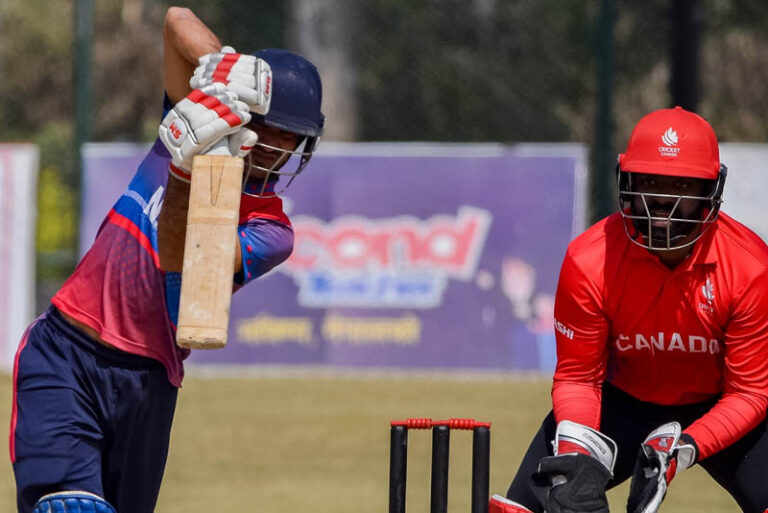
[617,106,727,251]
[244,48,324,197]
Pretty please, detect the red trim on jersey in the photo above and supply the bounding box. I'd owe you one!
[239,194,291,226]
[9,320,38,463]
[106,209,161,267]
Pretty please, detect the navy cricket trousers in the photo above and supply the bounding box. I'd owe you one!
[10,307,178,513]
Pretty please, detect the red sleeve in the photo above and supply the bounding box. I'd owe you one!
[683,270,768,459]
[551,249,610,430]
[238,194,291,226]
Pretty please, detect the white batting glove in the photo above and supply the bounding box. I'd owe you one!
[190,46,272,115]
[159,83,252,173]
[227,127,258,158]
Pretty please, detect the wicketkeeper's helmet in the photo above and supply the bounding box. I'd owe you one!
[617,106,727,251]
[244,48,324,197]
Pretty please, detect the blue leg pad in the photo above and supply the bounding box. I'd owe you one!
[32,491,117,513]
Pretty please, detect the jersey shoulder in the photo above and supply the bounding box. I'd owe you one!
[714,212,768,270]
[564,212,627,266]
[556,213,629,295]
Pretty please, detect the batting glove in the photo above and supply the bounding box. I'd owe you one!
[530,420,617,513]
[159,83,257,179]
[190,46,272,115]
[627,422,697,513]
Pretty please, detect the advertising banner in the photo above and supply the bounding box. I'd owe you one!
[0,144,38,371]
[720,144,768,243]
[80,143,149,256]
[81,142,588,373]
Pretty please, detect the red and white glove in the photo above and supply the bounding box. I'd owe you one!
[190,46,272,115]
[530,420,617,513]
[627,422,697,513]
[488,495,534,513]
[158,83,257,181]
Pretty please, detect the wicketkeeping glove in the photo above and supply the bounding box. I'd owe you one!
[159,83,256,175]
[626,422,697,513]
[530,420,617,513]
[190,46,272,115]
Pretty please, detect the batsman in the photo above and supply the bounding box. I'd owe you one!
[10,7,323,513]
[490,107,768,513]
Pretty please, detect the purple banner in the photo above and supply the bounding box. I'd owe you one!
[80,144,149,256]
[81,143,586,372]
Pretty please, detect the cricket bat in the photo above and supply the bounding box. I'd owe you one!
[176,141,243,349]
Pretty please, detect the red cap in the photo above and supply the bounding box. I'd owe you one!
[618,106,720,179]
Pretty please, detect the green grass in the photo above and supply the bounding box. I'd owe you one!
[0,371,737,512]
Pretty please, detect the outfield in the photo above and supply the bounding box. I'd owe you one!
[0,370,736,512]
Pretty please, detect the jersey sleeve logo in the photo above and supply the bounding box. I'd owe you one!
[701,276,714,303]
[554,318,574,340]
[698,275,715,315]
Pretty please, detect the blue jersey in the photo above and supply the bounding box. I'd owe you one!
[51,106,293,386]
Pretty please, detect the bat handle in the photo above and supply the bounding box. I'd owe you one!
[205,136,231,156]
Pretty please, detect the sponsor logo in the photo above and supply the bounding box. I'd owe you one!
[615,332,720,354]
[234,314,421,347]
[143,186,164,226]
[281,206,492,308]
[237,315,314,346]
[554,318,574,340]
[322,314,421,345]
[658,127,681,157]
[169,122,182,141]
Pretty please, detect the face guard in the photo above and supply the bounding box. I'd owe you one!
[242,48,324,198]
[242,135,320,197]
[617,165,727,251]
[616,107,726,251]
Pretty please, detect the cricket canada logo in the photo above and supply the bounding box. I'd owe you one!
[661,127,678,146]
[280,206,492,308]
[659,127,681,157]
[699,276,715,314]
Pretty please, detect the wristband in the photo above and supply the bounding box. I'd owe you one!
[168,162,191,183]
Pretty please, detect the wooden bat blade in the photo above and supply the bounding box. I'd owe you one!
[176,154,243,349]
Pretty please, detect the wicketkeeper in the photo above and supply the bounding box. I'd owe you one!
[10,7,323,513]
[490,107,768,513]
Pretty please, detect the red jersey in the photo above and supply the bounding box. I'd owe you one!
[552,212,768,459]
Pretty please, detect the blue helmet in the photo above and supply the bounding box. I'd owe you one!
[243,48,324,196]
[252,48,324,137]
